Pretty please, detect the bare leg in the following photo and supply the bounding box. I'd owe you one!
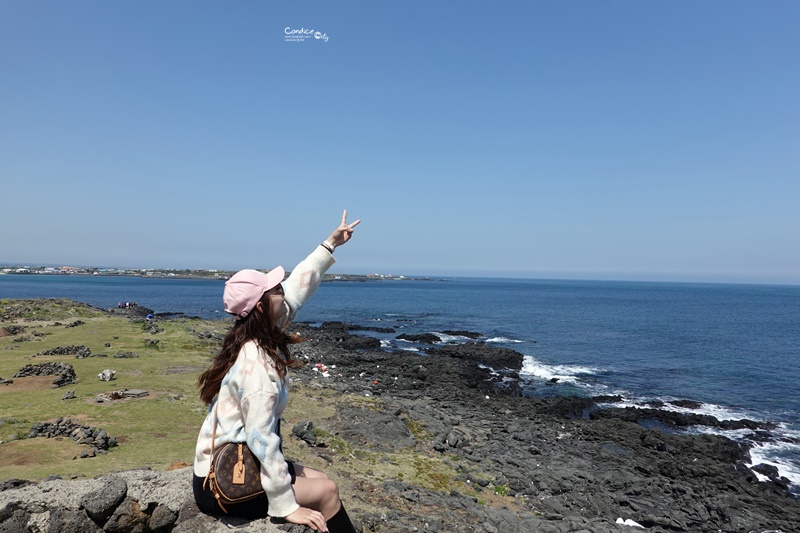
[292,476,341,520]
[293,463,330,480]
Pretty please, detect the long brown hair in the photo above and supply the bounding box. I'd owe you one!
[197,292,304,405]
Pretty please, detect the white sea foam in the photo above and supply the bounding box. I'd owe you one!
[380,340,391,348]
[604,391,761,424]
[658,400,754,422]
[486,337,523,344]
[433,332,475,344]
[477,363,500,376]
[597,396,635,408]
[520,356,599,384]
[743,428,800,495]
[747,440,800,489]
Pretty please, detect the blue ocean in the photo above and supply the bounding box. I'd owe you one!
[2,274,799,491]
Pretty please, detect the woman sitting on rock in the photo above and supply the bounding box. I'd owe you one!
[194,211,360,533]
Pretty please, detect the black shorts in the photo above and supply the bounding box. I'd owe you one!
[193,461,296,519]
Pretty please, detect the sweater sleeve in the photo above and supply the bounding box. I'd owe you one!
[280,245,336,325]
[238,351,299,517]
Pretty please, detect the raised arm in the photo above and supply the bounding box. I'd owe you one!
[279,211,361,326]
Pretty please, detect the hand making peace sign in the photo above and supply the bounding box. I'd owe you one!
[326,210,361,249]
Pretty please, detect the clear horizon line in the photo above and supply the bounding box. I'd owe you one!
[2,262,798,288]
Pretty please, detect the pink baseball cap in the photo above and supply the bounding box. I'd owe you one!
[223,267,285,319]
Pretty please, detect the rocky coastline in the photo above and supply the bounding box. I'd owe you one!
[288,323,800,532]
[2,317,799,532]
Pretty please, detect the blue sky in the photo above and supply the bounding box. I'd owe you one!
[1,1,798,284]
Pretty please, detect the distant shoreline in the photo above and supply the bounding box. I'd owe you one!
[0,270,436,283]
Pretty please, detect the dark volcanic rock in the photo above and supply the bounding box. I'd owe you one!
[338,335,380,350]
[148,504,178,531]
[0,508,30,533]
[440,330,483,339]
[292,420,318,447]
[28,418,117,455]
[104,496,149,533]
[47,508,102,533]
[329,407,417,452]
[0,479,32,492]
[315,325,381,350]
[318,321,352,330]
[13,362,78,387]
[37,345,92,358]
[354,325,396,333]
[752,463,780,478]
[396,333,441,344]
[319,321,395,333]
[669,399,704,409]
[79,476,127,522]
[590,406,773,432]
[426,342,524,370]
[192,330,223,342]
[532,395,597,419]
[109,305,154,319]
[155,312,185,319]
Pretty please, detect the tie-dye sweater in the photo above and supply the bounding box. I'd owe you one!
[193,244,335,517]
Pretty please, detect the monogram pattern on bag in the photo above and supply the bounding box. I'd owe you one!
[211,442,263,503]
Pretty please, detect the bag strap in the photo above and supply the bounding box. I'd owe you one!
[210,400,219,457]
[202,401,220,489]
[202,399,232,513]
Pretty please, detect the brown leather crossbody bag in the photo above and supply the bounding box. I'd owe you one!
[202,402,264,512]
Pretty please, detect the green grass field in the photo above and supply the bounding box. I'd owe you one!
[0,299,228,479]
